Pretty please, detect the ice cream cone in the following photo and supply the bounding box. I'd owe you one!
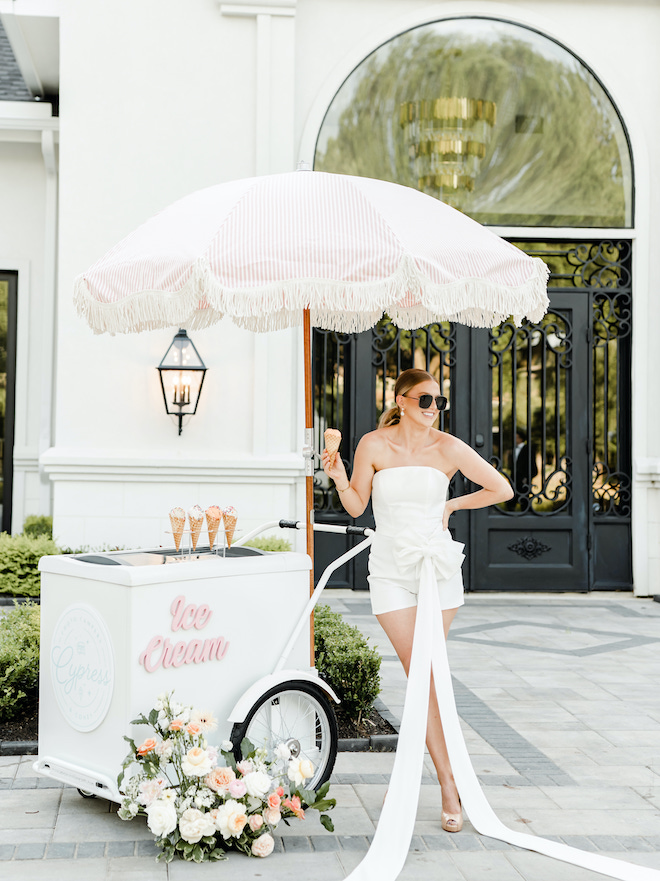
[324,428,342,466]
[169,507,186,551]
[189,505,204,551]
[223,506,238,549]
[206,505,222,549]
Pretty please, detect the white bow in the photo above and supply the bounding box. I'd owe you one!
[394,530,465,592]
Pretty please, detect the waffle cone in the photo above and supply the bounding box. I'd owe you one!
[189,517,204,551]
[169,514,185,551]
[206,511,221,549]
[324,428,342,466]
[223,512,237,548]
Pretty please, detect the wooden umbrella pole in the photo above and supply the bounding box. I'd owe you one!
[303,308,315,666]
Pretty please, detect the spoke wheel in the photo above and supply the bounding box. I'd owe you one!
[230,680,338,790]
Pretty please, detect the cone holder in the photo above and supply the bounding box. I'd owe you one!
[165,526,237,558]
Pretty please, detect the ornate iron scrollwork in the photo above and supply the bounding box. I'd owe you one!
[490,310,573,517]
[508,535,551,560]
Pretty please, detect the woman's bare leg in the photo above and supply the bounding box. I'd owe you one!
[377,605,461,815]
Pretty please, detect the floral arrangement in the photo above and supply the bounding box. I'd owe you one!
[117,692,335,863]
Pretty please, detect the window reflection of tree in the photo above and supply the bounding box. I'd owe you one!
[315,20,631,228]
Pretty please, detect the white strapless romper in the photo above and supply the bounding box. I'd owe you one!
[368,467,465,615]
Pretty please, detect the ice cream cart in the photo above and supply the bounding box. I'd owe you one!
[33,520,373,802]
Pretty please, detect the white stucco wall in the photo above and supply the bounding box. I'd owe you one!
[46,0,304,550]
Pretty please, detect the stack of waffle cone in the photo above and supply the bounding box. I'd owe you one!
[189,505,204,551]
[206,506,222,549]
[223,506,238,548]
[324,428,342,466]
[169,507,186,551]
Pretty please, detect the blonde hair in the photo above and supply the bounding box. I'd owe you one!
[378,368,438,428]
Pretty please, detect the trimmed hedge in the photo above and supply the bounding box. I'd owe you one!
[0,533,61,598]
[22,515,53,540]
[314,604,381,724]
[244,536,293,553]
[0,601,40,719]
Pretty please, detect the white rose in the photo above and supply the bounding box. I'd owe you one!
[181,747,214,777]
[178,807,216,844]
[146,800,177,837]
[243,771,271,799]
[221,740,233,752]
[287,757,314,787]
[251,832,275,858]
[274,743,291,761]
[212,800,248,839]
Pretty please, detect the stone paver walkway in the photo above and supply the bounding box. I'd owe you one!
[1,591,659,879]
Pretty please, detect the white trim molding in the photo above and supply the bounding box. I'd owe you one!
[40,449,305,484]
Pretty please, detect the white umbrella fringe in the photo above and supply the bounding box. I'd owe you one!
[74,254,549,335]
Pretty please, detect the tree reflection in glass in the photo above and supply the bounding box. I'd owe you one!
[315,18,632,228]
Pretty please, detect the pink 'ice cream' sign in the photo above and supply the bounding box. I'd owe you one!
[139,595,230,673]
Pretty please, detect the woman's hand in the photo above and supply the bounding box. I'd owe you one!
[322,448,349,491]
[442,498,457,531]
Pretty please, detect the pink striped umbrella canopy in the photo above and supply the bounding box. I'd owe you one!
[74,171,549,334]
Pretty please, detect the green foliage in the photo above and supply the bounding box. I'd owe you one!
[0,601,40,719]
[22,515,53,540]
[244,536,292,553]
[314,604,381,723]
[0,533,61,597]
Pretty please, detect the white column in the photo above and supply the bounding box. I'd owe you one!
[218,0,297,175]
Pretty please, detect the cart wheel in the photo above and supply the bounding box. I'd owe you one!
[230,680,338,790]
[77,788,97,799]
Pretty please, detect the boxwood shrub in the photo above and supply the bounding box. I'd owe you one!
[314,604,381,724]
[22,515,53,540]
[0,533,61,598]
[0,601,40,719]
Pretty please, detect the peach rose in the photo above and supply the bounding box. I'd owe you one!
[169,719,184,732]
[276,786,284,797]
[251,832,275,858]
[283,795,305,820]
[266,792,281,809]
[137,738,157,756]
[263,807,281,826]
[186,722,201,737]
[205,766,236,794]
[249,814,264,832]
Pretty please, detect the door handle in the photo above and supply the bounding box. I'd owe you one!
[475,433,485,447]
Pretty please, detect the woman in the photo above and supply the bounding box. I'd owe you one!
[322,368,512,832]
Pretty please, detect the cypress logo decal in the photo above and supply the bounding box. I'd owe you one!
[50,604,115,732]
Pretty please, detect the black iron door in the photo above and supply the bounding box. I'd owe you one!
[470,241,632,591]
[471,293,590,589]
[313,240,632,592]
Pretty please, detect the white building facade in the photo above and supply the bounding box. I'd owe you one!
[0,0,658,596]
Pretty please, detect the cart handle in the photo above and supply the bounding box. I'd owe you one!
[234,519,373,547]
[274,531,373,673]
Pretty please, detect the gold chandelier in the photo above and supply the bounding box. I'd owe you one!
[400,97,496,203]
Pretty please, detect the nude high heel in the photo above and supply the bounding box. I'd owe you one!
[441,797,463,833]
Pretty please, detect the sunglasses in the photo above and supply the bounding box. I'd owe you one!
[402,393,448,411]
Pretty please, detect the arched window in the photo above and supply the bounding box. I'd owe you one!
[314,18,633,228]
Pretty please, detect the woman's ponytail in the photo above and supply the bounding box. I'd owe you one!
[378,404,401,429]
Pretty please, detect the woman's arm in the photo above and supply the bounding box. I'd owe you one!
[321,434,377,518]
[442,438,513,529]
